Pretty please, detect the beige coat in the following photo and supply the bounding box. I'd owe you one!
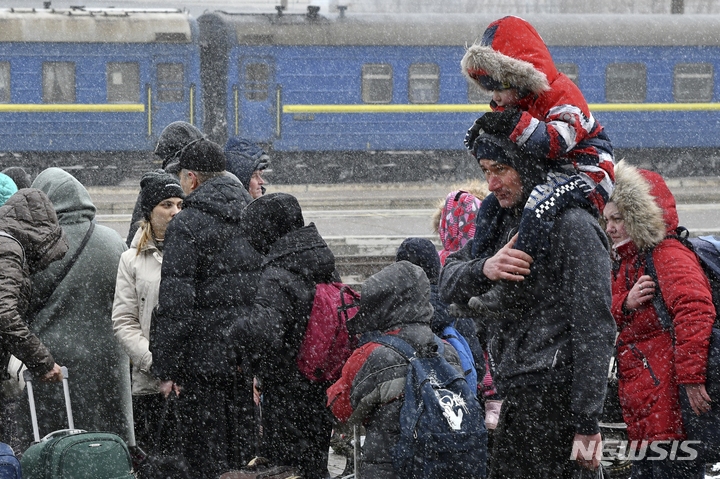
[112,229,162,395]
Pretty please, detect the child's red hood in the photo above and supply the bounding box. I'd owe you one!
[461,16,556,95]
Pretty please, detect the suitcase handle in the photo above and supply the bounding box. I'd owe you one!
[22,366,74,443]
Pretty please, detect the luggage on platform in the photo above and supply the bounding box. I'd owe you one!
[19,367,133,479]
[220,456,302,479]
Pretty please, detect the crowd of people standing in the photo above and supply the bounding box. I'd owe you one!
[0,13,718,479]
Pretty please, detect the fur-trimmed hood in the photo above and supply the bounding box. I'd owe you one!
[610,161,671,251]
[461,16,553,95]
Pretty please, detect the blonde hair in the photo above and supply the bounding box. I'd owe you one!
[432,180,489,233]
[135,220,154,255]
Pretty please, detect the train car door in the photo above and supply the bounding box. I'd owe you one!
[150,57,195,141]
[234,57,276,142]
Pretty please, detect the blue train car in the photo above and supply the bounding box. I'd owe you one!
[199,11,720,182]
[0,7,203,184]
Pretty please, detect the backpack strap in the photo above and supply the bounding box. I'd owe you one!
[643,248,673,332]
[372,334,444,362]
[338,284,360,322]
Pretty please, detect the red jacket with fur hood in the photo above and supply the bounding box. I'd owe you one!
[462,16,614,199]
[610,162,715,442]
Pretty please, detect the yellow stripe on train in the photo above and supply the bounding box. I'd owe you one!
[283,103,720,114]
[0,104,145,113]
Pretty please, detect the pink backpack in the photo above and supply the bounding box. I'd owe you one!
[297,283,359,382]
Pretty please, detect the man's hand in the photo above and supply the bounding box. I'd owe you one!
[40,363,64,383]
[482,233,533,282]
[685,383,712,416]
[571,432,602,470]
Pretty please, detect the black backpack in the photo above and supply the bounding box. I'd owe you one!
[644,230,720,463]
[372,334,487,479]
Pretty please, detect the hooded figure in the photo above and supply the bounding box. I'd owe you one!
[435,190,483,266]
[327,261,463,479]
[16,168,133,448]
[237,192,336,479]
[461,15,614,246]
[0,189,67,378]
[396,237,482,393]
[461,15,613,167]
[224,137,269,197]
[607,161,714,470]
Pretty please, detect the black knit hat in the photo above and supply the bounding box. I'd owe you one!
[473,132,547,192]
[176,139,226,173]
[139,170,185,220]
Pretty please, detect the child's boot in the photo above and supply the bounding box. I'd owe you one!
[467,280,517,319]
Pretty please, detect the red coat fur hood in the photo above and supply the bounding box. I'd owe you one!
[461,16,592,120]
[609,162,715,442]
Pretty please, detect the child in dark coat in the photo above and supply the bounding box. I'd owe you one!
[327,261,466,479]
[238,192,337,479]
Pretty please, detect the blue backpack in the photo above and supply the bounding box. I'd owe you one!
[440,325,478,391]
[373,335,487,479]
[0,443,21,479]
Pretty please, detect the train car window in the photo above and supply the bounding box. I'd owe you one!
[42,62,75,103]
[244,63,269,102]
[408,63,439,104]
[0,62,9,103]
[467,82,492,104]
[157,63,184,102]
[556,63,579,86]
[362,64,392,104]
[107,62,140,104]
[674,63,713,103]
[606,63,646,103]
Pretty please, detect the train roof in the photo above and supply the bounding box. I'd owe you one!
[203,12,720,47]
[0,7,194,43]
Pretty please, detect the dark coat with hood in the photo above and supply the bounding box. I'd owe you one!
[439,158,616,436]
[395,237,485,391]
[236,192,336,479]
[328,261,462,479]
[20,168,133,445]
[237,192,336,372]
[0,189,67,377]
[610,161,715,442]
[152,175,261,384]
[461,15,614,195]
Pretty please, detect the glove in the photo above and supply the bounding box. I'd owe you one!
[464,117,485,152]
[475,108,522,137]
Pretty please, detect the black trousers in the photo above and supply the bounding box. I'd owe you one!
[132,393,182,456]
[630,442,704,479]
[179,373,254,479]
[489,382,581,479]
[261,371,333,479]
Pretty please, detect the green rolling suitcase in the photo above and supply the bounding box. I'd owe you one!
[20,367,134,479]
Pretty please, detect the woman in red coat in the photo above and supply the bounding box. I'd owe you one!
[604,161,714,478]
